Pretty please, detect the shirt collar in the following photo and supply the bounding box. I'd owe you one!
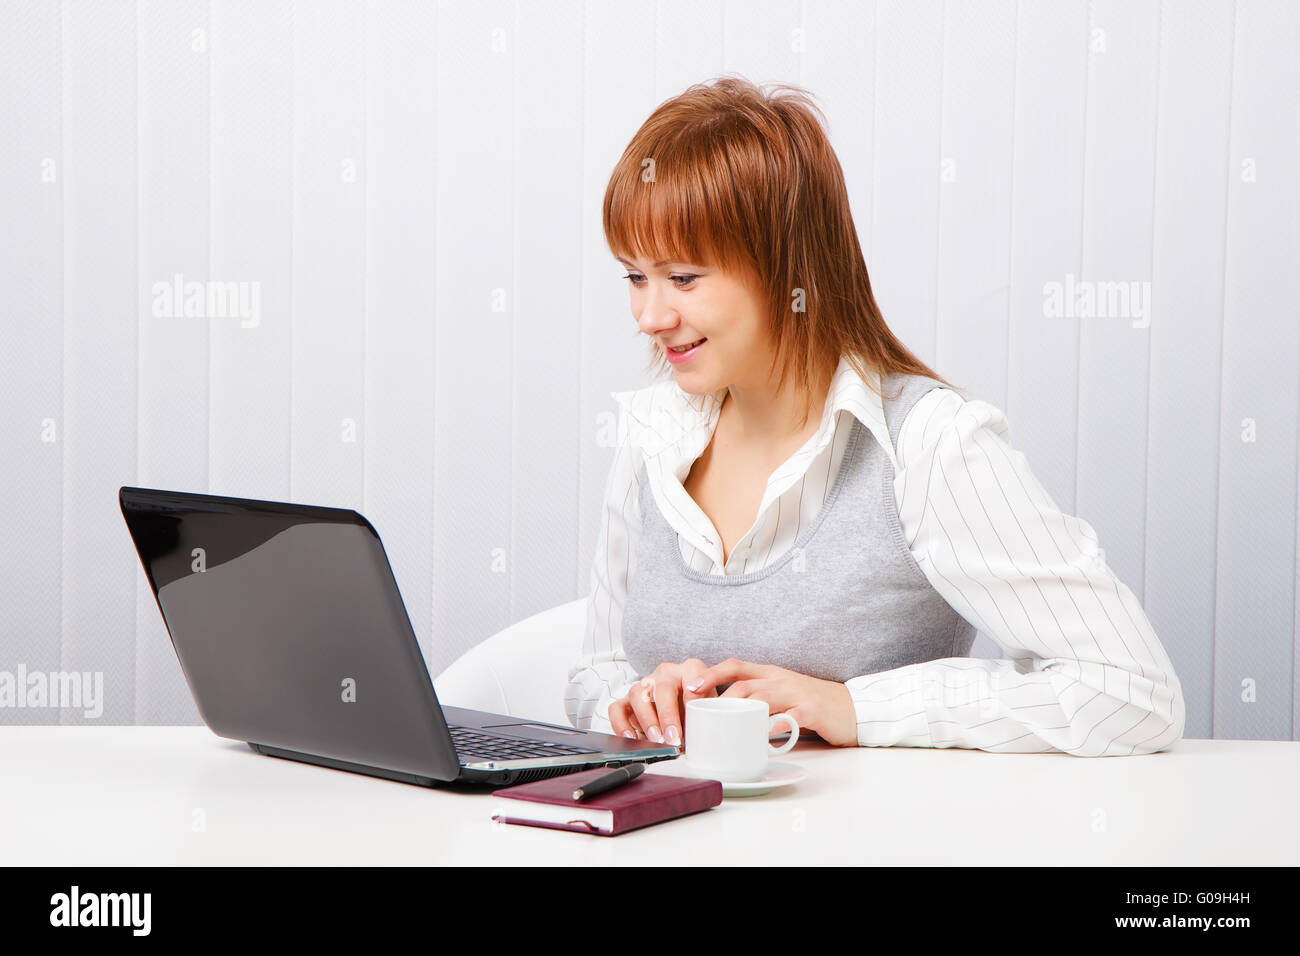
[609,354,898,472]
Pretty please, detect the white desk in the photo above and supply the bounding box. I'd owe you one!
[2,728,1295,865]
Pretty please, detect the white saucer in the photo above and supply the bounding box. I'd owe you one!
[650,758,807,796]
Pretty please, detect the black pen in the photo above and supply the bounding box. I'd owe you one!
[572,763,646,801]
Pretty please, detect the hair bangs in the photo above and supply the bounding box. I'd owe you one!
[603,129,752,279]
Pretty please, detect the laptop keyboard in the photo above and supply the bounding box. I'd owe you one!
[447,725,602,763]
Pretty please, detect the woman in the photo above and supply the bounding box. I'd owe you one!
[565,76,1184,757]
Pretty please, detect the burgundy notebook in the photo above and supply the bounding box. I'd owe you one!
[490,767,723,836]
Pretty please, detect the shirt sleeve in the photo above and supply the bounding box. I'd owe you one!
[564,431,645,734]
[842,387,1186,756]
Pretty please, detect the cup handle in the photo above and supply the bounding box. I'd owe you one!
[768,713,799,756]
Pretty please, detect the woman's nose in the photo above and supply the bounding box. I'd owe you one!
[635,286,678,336]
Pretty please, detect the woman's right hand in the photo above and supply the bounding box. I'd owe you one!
[608,658,715,748]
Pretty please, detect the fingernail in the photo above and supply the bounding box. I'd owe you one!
[648,726,663,744]
[623,730,636,739]
[685,679,702,692]
[666,726,680,746]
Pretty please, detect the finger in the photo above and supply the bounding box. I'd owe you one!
[719,679,758,699]
[608,699,635,739]
[607,699,624,736]
[628,677,665,744]
[683,658,768,697]
[653,677,684,748]
[678,659,711,748]
[614,697,649,739]
[680,659,711,705]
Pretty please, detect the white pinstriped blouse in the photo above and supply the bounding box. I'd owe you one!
[565,355,1186,756]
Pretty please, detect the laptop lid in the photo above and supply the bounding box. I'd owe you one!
[119,486,463,782]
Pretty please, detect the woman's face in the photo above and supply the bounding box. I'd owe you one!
[617,253,773,396]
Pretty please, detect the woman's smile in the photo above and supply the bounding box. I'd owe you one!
[665,337,707,363]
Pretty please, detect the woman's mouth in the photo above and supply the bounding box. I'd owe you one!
[665,337,707,363]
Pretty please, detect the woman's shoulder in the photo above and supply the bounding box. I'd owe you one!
[892,381,1015,472]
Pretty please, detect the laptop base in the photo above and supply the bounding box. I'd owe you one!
[247,741,616,788]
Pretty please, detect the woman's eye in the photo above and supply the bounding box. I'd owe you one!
[620,272,696,288]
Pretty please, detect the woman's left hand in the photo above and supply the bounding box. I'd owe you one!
[684,658,859,747]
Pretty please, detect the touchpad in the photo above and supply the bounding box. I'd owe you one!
[480,721,587,736]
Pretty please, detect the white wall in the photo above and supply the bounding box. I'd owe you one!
[0,0,1296,740]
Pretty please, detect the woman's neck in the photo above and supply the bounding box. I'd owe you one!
[719,361,834,447]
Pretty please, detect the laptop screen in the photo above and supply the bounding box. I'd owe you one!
[119,487,460,780]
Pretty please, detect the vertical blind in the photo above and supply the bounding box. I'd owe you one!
[0,0,1295,740]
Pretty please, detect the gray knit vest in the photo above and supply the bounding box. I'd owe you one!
[620,372,976,682]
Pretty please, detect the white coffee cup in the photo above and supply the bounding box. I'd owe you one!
[683,698,799,782]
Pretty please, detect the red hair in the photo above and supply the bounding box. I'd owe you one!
[602,74,959,428]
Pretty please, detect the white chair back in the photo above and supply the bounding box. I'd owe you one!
[431,597,587,727]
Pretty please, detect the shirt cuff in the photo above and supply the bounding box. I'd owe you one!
[844,669,936,748]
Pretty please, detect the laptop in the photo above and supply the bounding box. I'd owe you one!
[118,486,678,788]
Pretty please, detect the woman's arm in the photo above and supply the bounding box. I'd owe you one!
[843,387,1186,755]
[564,431,645,734]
